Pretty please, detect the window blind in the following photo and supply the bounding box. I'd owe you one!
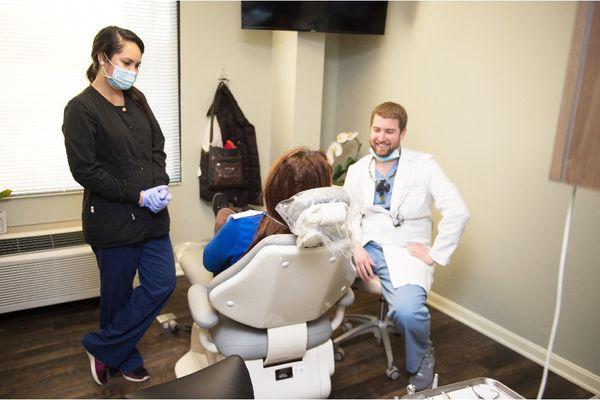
[0,0,180,196]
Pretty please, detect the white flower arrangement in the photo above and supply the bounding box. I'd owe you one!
[325,131,362,185]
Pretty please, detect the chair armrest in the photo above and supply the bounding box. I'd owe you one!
[175,241,214,286]
[338,287,355,307]
[188,284,219,329]
[331,288,354,331]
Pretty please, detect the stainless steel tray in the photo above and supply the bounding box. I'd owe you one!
[402,377,524,399]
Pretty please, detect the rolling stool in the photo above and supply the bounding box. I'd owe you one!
[334,276,439,392]
[333,276,402,380]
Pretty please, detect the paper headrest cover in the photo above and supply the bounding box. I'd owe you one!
[275,187,353,256]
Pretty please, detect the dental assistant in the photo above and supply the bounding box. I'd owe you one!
[343,102,470,391]
[62,26,176,385]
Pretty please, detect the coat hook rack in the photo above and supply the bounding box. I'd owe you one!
[218,67,229,84]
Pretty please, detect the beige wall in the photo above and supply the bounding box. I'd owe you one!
[270,31,326,162]
[173,1,272,243]
[324,2,599,377]
[270,31,298,162]
[321,34,341,147]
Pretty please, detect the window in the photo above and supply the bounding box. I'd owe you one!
[0,1,180,196]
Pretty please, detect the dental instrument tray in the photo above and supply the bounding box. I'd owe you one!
[402,377,524,399]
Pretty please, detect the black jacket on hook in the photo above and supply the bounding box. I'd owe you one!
[199,82,262,207]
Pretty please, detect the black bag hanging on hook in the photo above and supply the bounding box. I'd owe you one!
[199,81,262,207]
[206,88,243,189]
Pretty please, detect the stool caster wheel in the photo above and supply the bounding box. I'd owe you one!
[334,347,345,361]
[386,366,401,380]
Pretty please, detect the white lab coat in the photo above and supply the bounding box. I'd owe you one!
[343,148,470,292]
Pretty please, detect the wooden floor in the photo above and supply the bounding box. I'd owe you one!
[0,276,592,399]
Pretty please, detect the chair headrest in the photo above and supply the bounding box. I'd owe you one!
[276,187,353,256]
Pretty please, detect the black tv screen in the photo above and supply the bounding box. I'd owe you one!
[242,1,387,35]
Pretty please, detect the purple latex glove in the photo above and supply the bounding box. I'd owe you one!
[141,185,171,213]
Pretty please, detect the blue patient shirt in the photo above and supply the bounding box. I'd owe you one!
[203,211,265,275]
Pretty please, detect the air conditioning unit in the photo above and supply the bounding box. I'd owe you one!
[0,223,99,314]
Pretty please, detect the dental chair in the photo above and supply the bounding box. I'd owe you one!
[175,188,356,399]
[126,355,254,399]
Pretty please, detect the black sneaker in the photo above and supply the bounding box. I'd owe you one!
[408,344,435,392]
[212,193,230,216]
[121,366,150,382]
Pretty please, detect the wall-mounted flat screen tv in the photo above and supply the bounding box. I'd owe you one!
[242,1,388,35]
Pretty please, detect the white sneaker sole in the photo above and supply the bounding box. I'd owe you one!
[85,350,104,386]
[122,372,150,382]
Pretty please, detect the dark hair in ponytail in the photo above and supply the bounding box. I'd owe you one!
[87,26,144,83]
[87,26,152,118]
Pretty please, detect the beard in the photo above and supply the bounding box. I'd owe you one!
[370,142,398,157]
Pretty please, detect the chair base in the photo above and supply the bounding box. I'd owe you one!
[246,340,334,399]
[175,323,222,378]
[333,312,401,379]
[175,350,212,378]
[175,323,335,398]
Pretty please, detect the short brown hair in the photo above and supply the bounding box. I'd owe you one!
[370,102,408,131]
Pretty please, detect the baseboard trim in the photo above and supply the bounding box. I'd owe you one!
[427,291,600,395]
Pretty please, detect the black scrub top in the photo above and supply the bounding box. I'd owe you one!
[62,86,170,248]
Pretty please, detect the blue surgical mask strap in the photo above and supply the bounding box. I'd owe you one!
[101,52,114,79]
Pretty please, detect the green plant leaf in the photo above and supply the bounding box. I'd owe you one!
[0,189,12,199]
[332,164,344,181]
[344,157,356,169]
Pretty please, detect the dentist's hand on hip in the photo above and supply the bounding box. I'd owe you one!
[139,185,171,213]
[407,242,434,266]
[352,243,375,280]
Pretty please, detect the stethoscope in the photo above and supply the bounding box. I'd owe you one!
[368,157,405,227]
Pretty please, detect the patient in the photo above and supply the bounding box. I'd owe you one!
[203,147,333,274]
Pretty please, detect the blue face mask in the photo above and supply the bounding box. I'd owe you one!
[103,53,137,90]
[369,147,400,162]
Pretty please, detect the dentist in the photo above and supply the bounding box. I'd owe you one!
[62,26,175,385]
[343,102,470,391]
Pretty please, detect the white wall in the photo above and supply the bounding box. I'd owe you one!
[324,1,600,379]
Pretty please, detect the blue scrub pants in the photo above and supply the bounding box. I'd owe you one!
[83,235,176,372]
[364,241,430,374]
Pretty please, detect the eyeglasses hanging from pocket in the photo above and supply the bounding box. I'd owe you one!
[375,178,390,203]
